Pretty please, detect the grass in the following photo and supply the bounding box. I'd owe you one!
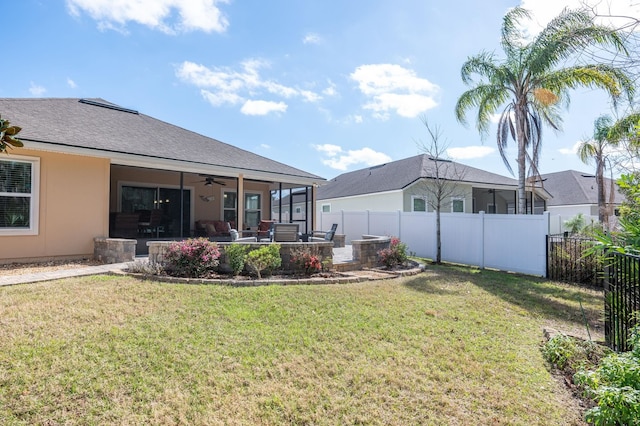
[0,265,603,425]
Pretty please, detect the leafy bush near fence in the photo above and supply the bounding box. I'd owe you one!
[163,238,221,278]
[245,244,281,279]
[548,237,602,287]
[224,243,250,276]
[574,325,640,425]
[377,237,408,269]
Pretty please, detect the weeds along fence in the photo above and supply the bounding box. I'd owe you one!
[546,235,602,288]
[605,251,640,352]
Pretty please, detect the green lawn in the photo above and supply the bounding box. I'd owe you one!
[0,265,602,425]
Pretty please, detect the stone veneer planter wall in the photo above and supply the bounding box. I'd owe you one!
[147,241,334,272]
[94,237,136,264]
[351,235,391,268]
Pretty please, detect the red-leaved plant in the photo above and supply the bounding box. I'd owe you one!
[377,237,408,269]
[163,238,221,278]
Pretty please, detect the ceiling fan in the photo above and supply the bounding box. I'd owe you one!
[192,176,226,186]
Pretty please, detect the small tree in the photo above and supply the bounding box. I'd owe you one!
[245,244,281,279]
[0,115,23,153]
[415,119,467,264]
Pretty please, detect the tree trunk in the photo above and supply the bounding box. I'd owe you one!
[596,153,607,227]
[516,105,527,214]
[436,207,441,264]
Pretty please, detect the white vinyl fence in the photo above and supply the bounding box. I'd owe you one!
[318,210,550,276]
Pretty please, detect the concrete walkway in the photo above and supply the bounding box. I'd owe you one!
[0,262,132,287]
[0,246,356,287]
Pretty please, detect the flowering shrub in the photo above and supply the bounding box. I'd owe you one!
[377,237,408,269]
[163,238,220,278]
[291,247,323,276]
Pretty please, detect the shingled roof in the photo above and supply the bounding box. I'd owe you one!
[0,98,323,184]
[538,170,624,206]
[317,154,518,200]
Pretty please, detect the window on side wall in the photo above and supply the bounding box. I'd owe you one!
[451,197,464,213]
[412,196,426,212]
[321,204,331,213]
[0,156,39,235]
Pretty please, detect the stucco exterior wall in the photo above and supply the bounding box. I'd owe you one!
[317,191,403,217]
[1,149,109,263]
[403,181,473,213]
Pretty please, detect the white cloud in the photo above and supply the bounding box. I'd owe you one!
[66,78,77,89]
[558,140,581,155]
[29,82,46,96]
[303,33,322,44]
[260,143,271,149]
[176,59,321,114]
[240,100,287,116]
[66,0,229,34]
[447,146,495,160]
[314,144,392,171]
[350,64,439,119]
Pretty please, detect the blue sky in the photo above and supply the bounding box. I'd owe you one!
[3,0,638,180]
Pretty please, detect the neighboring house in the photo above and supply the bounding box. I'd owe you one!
[316,154,548,216]
[537,169,624,218]
[0,98,324,262]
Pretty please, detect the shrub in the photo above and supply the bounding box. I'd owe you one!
[291,247,323,276]
[224,243,249,276]
[377,237,408,269]
[126,259,164,275]
[574,326,640,425]
[163,238,220,278]
[245,244,282,279]
[542,334,606,375]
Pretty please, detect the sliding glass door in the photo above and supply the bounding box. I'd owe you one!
[121,185,190,237]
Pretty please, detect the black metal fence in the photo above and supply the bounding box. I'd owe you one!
[546,235,640,351]
[604,251,640,352]
[547,234,602,288]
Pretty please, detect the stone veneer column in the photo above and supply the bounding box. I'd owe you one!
[94,237,136,264]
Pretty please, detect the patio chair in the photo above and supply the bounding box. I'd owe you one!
[310,223,338,242]
[138,209,163,237]
[230,229,257,242]
[272,223,300,242]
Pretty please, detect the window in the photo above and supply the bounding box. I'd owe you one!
[223,191,237,223]
[451,197,464,213]
[0,156,39,235]
[244,193,261,228]
[224,191,262,228]
[412,196,426,212]
[321,204,331,213]
[295,206,301,214]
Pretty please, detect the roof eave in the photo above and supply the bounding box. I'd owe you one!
[21,139,325,187]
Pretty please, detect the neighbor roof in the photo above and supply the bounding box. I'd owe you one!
[317,154,519,200]
[0,98,324,185]
[538,170,624,206]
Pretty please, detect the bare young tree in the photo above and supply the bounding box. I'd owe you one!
[415,119,467,264]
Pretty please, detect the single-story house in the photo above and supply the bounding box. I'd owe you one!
[0,98,325,263]
[316,154,549,216]
[536,169,624,220]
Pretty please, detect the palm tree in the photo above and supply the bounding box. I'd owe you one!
[455,7,634,214]
[578,115,616,227]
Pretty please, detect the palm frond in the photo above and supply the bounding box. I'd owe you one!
[526,8,629,75]
[455,84,509,135]
[501,7,531,55]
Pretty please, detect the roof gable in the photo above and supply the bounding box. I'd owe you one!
[539,170,624,206]
[0,98,323,183]
[317,154,518,200]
